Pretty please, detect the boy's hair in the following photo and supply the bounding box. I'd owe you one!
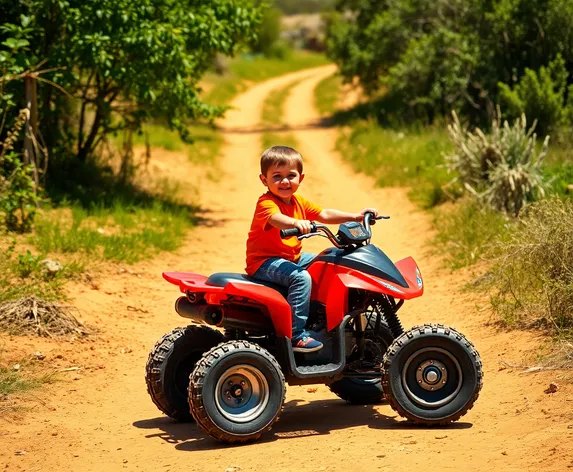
[260,145,303,176]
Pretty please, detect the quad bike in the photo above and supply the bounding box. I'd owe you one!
[145,213,483,443]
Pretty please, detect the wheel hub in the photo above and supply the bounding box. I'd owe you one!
[402,347,463,408]
[215,365,270,423]
[416,359,448,391]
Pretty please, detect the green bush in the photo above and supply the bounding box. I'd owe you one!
[486,197,573,338]
[499,55,572,135]
[0,109,40,233]
[445,108,549,215]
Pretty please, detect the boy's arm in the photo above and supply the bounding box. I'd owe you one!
[317,208,378,224]
[268,213,313,234]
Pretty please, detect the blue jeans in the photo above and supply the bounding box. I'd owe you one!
[253,252,316,341]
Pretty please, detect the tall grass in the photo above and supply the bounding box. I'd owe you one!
[336,121,452,207]
[31,200,191,264]
[484,197,573,339]
[314,73,342,115]
[432,200,510,269]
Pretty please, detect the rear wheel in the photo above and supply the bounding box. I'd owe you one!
[189,340,285,443]
[329,315,394,404]
[382,324,483,424]
[145,325,225,421]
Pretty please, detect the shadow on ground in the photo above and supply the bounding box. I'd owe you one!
[133,398,472,452]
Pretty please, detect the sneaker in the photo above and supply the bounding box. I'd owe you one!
[292,336,323,353]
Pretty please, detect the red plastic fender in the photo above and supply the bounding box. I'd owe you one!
[394,257,424,298]
[223,280,293,338]
[324,271,396,331]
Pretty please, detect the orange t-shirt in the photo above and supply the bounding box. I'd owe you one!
[245,192,323,275]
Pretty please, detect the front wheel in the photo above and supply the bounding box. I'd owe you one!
[189,340,286,443]
[381,324,483,424]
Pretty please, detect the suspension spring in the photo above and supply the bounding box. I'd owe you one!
[380,297,404,338]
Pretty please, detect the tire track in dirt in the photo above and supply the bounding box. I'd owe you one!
[1,66,572,472]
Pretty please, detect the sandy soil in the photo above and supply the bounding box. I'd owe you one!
[1,66,573,472]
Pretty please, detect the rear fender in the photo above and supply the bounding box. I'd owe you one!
[162,272,293,338]
[223,280,292,338]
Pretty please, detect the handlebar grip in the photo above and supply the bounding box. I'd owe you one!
[280,228,301,238]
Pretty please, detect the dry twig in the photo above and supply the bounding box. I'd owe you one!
[0,297,92,337]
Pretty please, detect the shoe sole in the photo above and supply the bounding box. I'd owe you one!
[292,345,323,353]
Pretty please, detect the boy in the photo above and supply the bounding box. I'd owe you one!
[245,145,377,353]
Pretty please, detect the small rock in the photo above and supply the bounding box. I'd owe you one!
[376,454,386,458]
[40,258,63,275]
[567,425,573,429]
[544,383,559,394]
[435,435,448,439]
[14,451,26,456]
[307,387,318,393]
[97,228,105,234]
[501,451,508,456]
[225,467,241,472]
[12,364,20,371]
[123,459,128,464]
[34,351,45,360]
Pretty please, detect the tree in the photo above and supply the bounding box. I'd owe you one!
[0,0,263,168]
[325,0,573,126]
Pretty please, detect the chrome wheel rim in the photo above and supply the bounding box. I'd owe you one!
[214,364,270,423]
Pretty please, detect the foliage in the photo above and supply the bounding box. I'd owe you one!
[486,197,573,338]
[251,7,286,58]
[0,109,40,232]
[445,109,549,215]
[0,0,263,167]
[326,0,573,126]
[499,55,573,135]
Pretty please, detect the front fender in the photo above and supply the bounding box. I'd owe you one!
[324,264,423,332]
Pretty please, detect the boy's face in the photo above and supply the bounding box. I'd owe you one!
[260,163,304,204]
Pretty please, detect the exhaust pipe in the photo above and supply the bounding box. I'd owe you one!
[175,296,223,326]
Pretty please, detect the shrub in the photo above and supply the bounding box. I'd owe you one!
[487,197,573,338]
[0,109,40,232]
[498,54,571,135]
[445,108,549,216]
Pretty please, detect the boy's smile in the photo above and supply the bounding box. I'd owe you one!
[260,163,305,204]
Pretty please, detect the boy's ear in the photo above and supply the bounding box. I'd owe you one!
[299,173,305,183]
[259,174,267,186]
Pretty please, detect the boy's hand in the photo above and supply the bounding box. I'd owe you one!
[355,208,378,222]
[294,219,313,234]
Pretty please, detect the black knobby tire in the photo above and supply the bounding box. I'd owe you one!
[329,318,394,404]
[381,324,483,425]
[189,340,286,444]
[145,325,225,421]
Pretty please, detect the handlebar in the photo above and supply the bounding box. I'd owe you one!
[280,212,389,248]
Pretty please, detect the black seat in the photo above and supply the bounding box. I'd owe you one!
[205,273,288,299]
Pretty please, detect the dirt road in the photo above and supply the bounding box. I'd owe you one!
[2,66,572,472]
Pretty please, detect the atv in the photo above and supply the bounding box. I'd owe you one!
[145,213,483,443]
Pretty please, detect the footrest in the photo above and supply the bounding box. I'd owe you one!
[297,363,341,375]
